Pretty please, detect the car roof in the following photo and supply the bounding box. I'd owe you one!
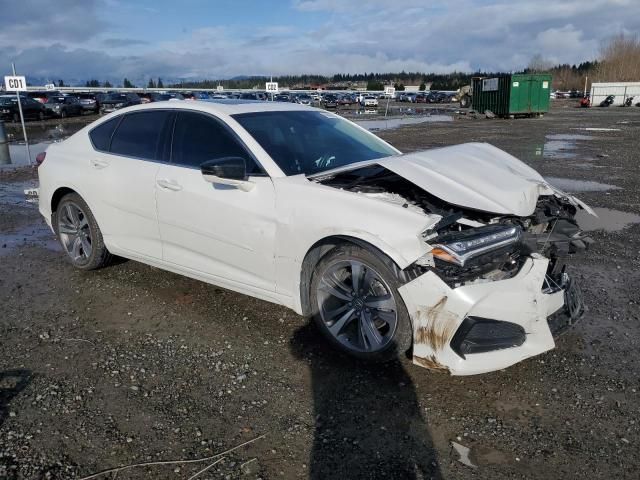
[113,99,316,116]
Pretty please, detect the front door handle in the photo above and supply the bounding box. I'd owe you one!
[91,159,109,169]
[157,179,183,191]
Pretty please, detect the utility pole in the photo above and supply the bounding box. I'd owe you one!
[12,62,31,165]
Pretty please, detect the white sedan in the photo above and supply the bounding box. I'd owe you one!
[37,100,594,375]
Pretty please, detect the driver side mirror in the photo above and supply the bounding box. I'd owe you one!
[200,157,254,192]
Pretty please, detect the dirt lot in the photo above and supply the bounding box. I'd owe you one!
[1,101,639,479]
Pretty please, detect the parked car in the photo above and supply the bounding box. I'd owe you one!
[100,93,141,113]
[0,95,48,122]
[240,92,264,101]
[361,95,379,107]
[322,94,339,109]
[27,91,57,104]
[295,94,313,105]
[337,94,355,106]
[274,93,291,102]
[45,95,83,118]
[37,101,594,375]
[77,93,101,113]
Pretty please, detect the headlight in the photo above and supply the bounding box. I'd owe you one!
[1,109,9,113]
[115,103,125,108]
[430,225,521,266]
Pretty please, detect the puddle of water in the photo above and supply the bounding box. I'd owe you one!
[576,208,640,232]
[542,134,593,160]
[355,115,453,131]
[0,222,60,256]
[0,179,39,206]
[544,176,621,192]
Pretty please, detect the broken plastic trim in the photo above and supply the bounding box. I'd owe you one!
[449,317,526,359]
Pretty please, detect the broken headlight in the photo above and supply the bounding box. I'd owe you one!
[430,225,521,267]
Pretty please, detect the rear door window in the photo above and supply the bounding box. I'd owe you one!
[110,110,173,160]
[89,117,121,152]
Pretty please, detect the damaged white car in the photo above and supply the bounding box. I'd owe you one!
[38,101,593,375]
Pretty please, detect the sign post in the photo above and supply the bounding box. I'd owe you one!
[5,63,31,164]
[384,86,395,117]
[265,81,278,101]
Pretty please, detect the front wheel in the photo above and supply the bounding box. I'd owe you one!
[54,193,112,270]
[310,244,412,362]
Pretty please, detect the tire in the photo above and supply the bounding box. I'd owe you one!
[53,193,113,270]
[60,109,67,118]
[38,111,45,121]
[12,113,19,123]
[309,243,412,362]
[460,95,471,108]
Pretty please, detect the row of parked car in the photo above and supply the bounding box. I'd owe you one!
[0,87,458,123]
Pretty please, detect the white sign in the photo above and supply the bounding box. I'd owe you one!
[265,82,278,93]
[482,78,499,92]
[512,81,520,87]
[4,75,27,92]
[216,85,224,92]
[384,86,396,96]
[45,83,56,91]
[542,81,549,89]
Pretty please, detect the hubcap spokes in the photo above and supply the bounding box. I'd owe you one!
[318,260,398,353]
[58,203,92,261]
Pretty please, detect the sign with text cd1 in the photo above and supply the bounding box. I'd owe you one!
[4,76,27,92]
[265,82,278,93]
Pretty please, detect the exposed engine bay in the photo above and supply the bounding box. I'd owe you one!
[315,164,593,288]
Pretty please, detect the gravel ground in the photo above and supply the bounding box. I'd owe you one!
[0,101,639,479]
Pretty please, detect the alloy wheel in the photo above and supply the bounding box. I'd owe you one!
[57,202,92,262]
[317,260,398,353]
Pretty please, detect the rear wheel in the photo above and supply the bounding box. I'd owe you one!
[12,113,19,123]
[54,193,112,270]
[38,111,45,121]
[310,244,412,362]
[60,109,67,118]
[460,94,471,108]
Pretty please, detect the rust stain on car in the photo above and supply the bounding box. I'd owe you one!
[413,354,451,374]
[413,296,458,351]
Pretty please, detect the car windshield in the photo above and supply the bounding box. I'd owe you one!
[233,111,398,176]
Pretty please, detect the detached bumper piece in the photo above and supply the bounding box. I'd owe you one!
[450,317,526,358]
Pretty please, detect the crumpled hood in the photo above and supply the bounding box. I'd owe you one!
[376,142,563,216]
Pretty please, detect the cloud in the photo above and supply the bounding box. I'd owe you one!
[102,38,149,48]
[1,0,639,83]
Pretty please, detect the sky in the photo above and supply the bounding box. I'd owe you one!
[1,0,639,85]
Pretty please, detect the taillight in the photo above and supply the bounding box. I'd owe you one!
[35,151,46,166]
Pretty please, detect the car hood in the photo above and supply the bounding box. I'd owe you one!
[313,142,593,217]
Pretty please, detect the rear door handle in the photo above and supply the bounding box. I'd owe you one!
[157,179,183,191]
[91,159,109,169]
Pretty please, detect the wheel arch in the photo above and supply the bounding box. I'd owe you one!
[298,234,412,317]
[51,186,78,215]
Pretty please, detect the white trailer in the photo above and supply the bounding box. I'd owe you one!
[590,82,640,106]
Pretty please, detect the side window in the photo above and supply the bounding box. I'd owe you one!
[89,116,121,152]
[110,111,172,160]
[171,111,262,174]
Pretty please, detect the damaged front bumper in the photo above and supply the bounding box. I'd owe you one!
[399,254,583,375]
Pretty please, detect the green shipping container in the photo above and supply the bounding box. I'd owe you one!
[471,74,552,117]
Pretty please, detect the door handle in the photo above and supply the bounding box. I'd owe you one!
[91,159,109,169]
[157,179,183,191]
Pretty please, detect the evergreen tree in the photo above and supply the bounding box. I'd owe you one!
[147,78,156,88]
[157,78,164,88]
[123,78,134,88]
